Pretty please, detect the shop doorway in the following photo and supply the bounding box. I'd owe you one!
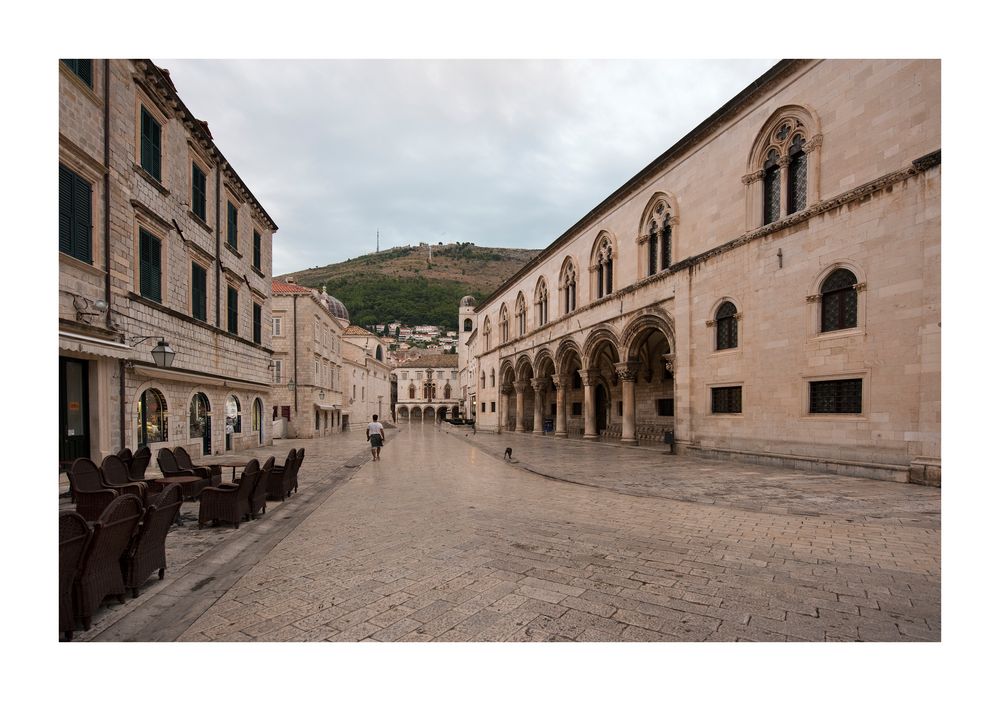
[59,357,90,463]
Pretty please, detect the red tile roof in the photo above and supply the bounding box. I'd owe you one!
[272,281,315,295]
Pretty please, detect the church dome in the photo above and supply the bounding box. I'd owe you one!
[460,295,477,307]
[319,288,350,321]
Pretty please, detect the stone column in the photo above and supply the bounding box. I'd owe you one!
[500,384,513,432]
[552,374,569,437]
[615,361,640,444]
[513,380,529,433]
[578,368,600,440]
[531,378,547,435]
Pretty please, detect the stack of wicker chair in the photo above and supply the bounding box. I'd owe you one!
[198,459,260,529]
[121,484,183,598]
[59,512,91,641]
[266,449,299,501]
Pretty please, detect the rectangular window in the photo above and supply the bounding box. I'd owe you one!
[711,386,742,414]
[253,302,262,344]
[227,287,238,334]
[253,230,261,270]
[272,317,282,336]
[138,228,162,303]
[191,262,207,321]
[491,402,496,412]
[273,359,282,383]
[227,201,238,248]
[481,402,486,413]
[62,59,93,88]
[656,398,674,417]
[809,379,862,414]
[571,402,582,416]
[140,106,162,181]
[59,164,93,263]
[192,163,207,221]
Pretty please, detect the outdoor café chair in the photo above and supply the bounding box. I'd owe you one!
[174,445,222,485]
[249,456,273,519]
[127,446,152,483]
[69,458,118,522]
[290,448,305,495]
[73,494,143,630]
[100,454,149,502]
[121,484,182,598]
[266,449,298,501]
[156,448,197,478]
[199,459,259,529]
[59,511,91,641]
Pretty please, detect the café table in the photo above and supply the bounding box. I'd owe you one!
[203,461,246,482]
[151,475,207,501]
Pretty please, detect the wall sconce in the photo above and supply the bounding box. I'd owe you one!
[267,360,275,370]
[318,389,326,400]
[287,380,296,392]
[127,336,176,368]
[70,293,108,323]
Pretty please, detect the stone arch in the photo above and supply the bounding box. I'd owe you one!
[555,338,584,377]
[621,310,675,361]
[422,406,435,421]
[533,347,556,377]
[499,359,516,386]
[582,324,621,369]
[558,256,579,315]
[514,354,534,381]
[437,406,449,422]
[397,406,410,421]
[747,104,822,172]
[133,381,170,449]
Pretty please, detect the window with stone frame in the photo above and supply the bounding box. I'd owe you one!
[820,268,858,332]
[715,301,738,350]
[535,277,549,326]
[711,386,742,414]
[490,369,495,387]
[137,388,168,447]
[227,201,238,249]
[273,359,283,383]
[227,286,239,334]
[499,305,510,343]
[809,378,862,414]
[139,227,162,303]
[191,262,207,321]
[560,259,577,314]
[61,59,93,88]
[191,162,208,221]
[139,106,162,182]
[272,316,282,336]
[748,109,819,228]
[645,201,673,276]
[515,293,527,336]
[594,237,614,298]
[59,163,93,264]
[253,230,262,270]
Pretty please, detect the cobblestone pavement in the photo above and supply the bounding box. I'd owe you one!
[156,423,940,642]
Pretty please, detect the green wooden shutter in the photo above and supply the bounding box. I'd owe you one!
[59,165,73,255]
[139,229,151,298]
[192,263,206,321]
[149,234,161,302]
[253,230,261,269]
[253,303,262,344]
[72,171,92,263]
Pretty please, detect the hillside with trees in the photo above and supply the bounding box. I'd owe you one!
[281,243,540,330]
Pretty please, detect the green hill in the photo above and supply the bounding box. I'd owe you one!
[281,243,540,330]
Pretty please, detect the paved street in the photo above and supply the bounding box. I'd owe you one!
[82,423,940,642]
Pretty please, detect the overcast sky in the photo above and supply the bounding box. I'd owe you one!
[155,59,778,276]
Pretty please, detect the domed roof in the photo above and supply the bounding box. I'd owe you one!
[460,295,477,307]
[319,287,350,321]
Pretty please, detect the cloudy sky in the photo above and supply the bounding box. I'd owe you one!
[155,59,778,276]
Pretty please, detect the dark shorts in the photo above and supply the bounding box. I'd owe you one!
[370,434,383,448]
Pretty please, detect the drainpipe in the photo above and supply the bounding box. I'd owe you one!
[119,359,126,449]
[215,167,221,328]
[293,294,299,413]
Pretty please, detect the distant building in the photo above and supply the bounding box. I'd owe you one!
[392,354,461,423]
[340,325,392,427]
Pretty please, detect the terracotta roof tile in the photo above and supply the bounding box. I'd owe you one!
[396,354,459,369]
[272,281,315,295]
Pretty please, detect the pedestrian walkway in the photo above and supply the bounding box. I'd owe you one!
[91,423,942,642]
[440,424,941,527]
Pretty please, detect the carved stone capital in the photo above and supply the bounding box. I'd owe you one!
[804,133,824,153]
[530,378,548,393]
[778,155,792,168]
[513,380,530,394]
[577,368,601,386]
[637,234,651,244]
[806,294,822,303]
[551,374,571,389]
[854,282,867,292]
[733,312,743,321]
[661,353,675,374]
[705,319,716,327]
[742,169,765,185]
[614,361,641,382]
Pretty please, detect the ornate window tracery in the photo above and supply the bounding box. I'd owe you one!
[746,106,821,228]
[535,277,549,326]
[594,237,614,299]
[515,293,526,337]
[499,305,510,343]
[559,259,577,315]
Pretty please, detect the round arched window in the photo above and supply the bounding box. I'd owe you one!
[821,269,858,332]
[137,388,168,448]
[715,302,738,350]
[226,395,242,434]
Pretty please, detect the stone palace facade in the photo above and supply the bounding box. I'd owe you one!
[458,59,941,484]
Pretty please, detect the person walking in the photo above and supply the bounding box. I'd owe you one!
[366,414,385,461]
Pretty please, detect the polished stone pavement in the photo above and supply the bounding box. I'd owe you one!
[74,422,939,642]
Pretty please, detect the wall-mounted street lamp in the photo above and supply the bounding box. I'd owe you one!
[127,336,176,368]
[287,380,296,392]
[70,293,109,323]
[319,389,326,400]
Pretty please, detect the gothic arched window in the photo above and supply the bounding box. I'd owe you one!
[560,259,577,315]
[821,269,858,332]
[408,383,416,399]
[763,149,781,224]
[535,277,548,326]
[483,318,491,351]
[645,201,673,276]
[594,237,614,299]
[715,301,738,350]
[499,304,510,343]
[747,108,819,228]
[515,293,526,337]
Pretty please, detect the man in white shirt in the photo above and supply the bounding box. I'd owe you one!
[366,414,385,461]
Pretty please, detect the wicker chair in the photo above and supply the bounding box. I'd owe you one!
[69,458,118,522]
[121,485,182,598]
[73,494,144,630]
[174,445,222,485]
[60,511,91,641]
[156,448,197,478]
[100,454,148,502]
[266,449,298,501]
[198,459,259,529]
[127,446,152,482]
[249,456,273,519]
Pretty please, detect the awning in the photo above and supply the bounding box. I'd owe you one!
[59,331,132,360]
[314,403,339,411]
[133,364,270,392]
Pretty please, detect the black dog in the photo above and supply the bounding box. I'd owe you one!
[503,447,513,461]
